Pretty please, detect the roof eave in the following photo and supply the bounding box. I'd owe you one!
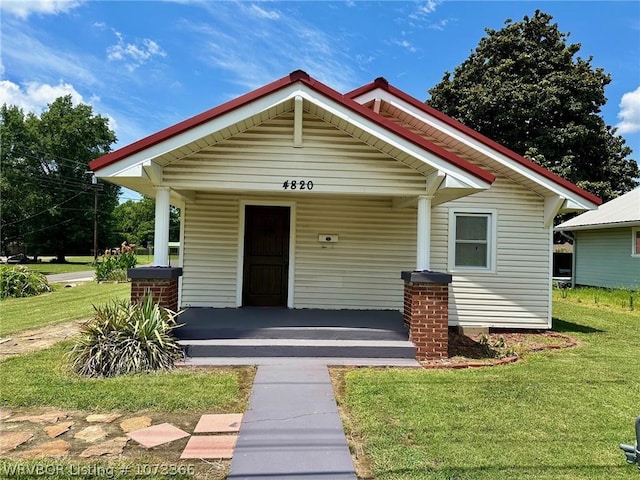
[347,80,602,207]
[555,220,640,231]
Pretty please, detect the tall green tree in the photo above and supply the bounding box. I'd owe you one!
[113,196,180,247]
[427,10,638,202]
[0,97,120,260]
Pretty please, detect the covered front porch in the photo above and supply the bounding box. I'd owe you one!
[174,307,416,360]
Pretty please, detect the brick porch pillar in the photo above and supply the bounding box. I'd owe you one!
[401,271,452,361]
[128,267,183,312]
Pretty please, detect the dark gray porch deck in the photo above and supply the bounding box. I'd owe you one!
[175,308,415,359]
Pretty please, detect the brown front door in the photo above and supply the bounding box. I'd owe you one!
[242,206,290,307]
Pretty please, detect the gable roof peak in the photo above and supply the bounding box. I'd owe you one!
[374,77,390,89]
[289,69,310,81]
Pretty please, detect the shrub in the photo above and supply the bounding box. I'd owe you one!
[0,265,51,300]
[95,251,137,282]
[69,295,184,377]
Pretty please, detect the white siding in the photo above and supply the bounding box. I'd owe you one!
[163,112,429,196]
[431,176,551,329]
[575,228,640,288]
[181,196,239,307]
[181,193,416,309]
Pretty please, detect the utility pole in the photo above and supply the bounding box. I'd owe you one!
[92,174,98,263]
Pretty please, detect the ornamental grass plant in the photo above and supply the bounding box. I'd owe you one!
[69,295,184,378]
[0,265,51,299]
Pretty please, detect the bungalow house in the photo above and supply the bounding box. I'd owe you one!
[89,71,600,360]
[556,188,639,289]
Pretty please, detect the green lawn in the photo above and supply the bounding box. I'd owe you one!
[339,291,640,479]
[23,256,96,275]
[0,282,129,336]
[0,342,253,413]
[23,255,155,276]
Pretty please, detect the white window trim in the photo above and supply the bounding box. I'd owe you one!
[236,199,297,308]
[632,227,640,258]
[448,207,498,273]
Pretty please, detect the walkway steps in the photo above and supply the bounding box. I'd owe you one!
[175,308,415,359]
[179,338,415,358]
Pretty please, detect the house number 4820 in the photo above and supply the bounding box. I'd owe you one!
[282,180,314,190]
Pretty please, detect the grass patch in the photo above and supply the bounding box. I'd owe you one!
[23,255,152,276]
[0,342,254,413]
[555,285,638,313]
[337,295,640,479]
[0,282,129,337]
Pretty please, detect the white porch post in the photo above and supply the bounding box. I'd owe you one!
[416,195,432,271]
[153,186,170,266]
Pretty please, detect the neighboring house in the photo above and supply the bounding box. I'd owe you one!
[89,71,600,334]
[556,188,640,289]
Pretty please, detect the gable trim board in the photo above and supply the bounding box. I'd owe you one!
[347,77,601,210]
[91,70,602,330]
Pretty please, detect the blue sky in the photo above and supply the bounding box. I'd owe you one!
[2,0,639,201]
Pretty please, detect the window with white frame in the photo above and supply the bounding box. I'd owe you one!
[449,209,496,272]
[633,227,640,257]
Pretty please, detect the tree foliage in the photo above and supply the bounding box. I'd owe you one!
[0,97,120,260]
[427,10,639,202]
[112,196,180,247]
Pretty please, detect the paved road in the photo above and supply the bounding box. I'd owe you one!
[46,270,95,283]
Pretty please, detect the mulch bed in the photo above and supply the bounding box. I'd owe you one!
[420,330,579,369]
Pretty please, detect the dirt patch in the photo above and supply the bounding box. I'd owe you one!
[419,330,579,369]
[0,321,83,361]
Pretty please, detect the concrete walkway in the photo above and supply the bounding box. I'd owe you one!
[228,364,357,480]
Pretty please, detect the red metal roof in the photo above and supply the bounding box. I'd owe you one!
[89,70,495,185]
[347,77,602,206]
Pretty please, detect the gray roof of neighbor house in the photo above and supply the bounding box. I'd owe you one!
[556,188,640,231]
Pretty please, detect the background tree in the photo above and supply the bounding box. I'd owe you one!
[427,10,638,202]
[113,196,180,248]
[0,97,120,261]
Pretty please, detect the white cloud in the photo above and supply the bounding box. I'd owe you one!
[616,86,640,134]
[420,0,439,14]
[107,31,167,72]
[179,3,358,93]
[0,80,84,113]
[249,4,280,20]
[0,0,83,19]
[1,21,97,86]
[409,0,441,20]
[394,39,417,53]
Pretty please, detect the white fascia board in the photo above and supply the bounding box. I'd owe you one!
[95,163,144,178]
[554,220,640,232]
[353,88,598,211]
[95,84,306,178]
[295,89,490,190]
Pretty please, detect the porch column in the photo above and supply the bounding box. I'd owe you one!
[153,186,170,266]
[402,271,452,361]
[416,195,432,270]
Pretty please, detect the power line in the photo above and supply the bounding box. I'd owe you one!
[1,188,91,227]
[2,217,76,242]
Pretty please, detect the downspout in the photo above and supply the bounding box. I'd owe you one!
[559,230,576,288]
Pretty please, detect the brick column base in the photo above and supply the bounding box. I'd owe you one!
[401,271,452,361]
[128,267,183,313]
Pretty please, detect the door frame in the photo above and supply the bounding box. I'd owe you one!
[236,199,296,308]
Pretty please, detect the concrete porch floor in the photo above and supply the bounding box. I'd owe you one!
[175,307,409,341]
[174,308,418,362]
